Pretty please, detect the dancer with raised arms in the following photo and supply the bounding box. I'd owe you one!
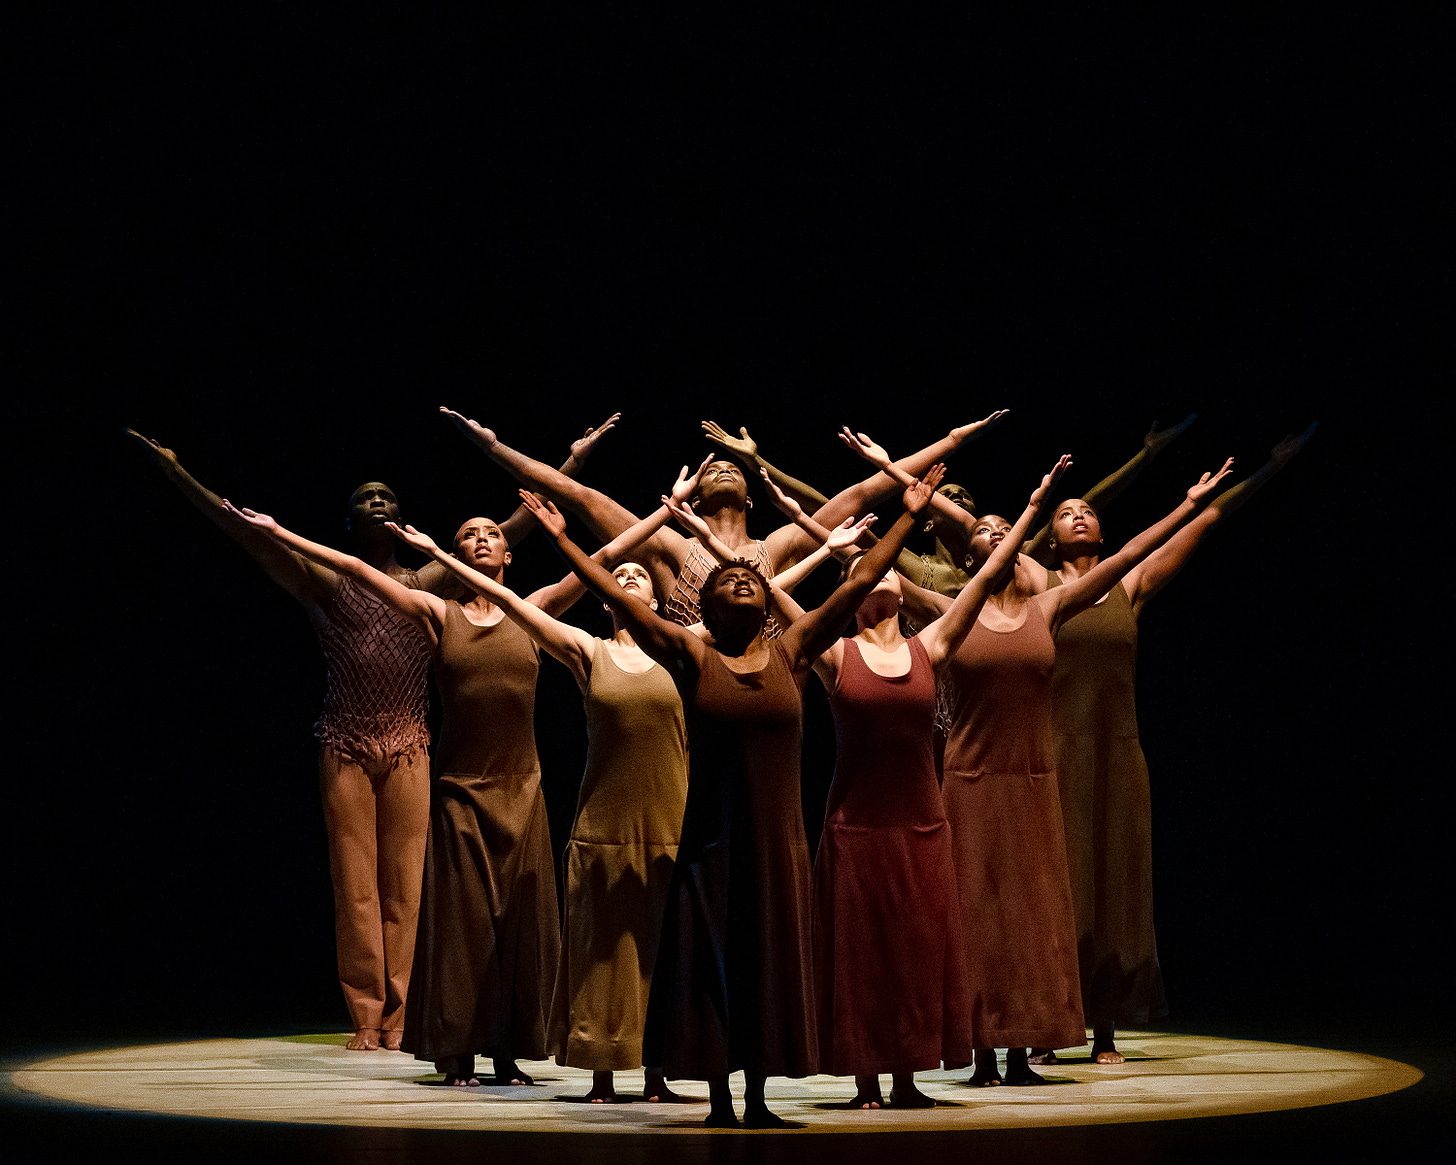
[522,467,946,1128]
[1037,425,1316,1065]
[905,456,1234,1086]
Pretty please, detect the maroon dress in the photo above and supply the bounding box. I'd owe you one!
[643,642,817,1080]
[814,637,976,1074]
[941,603,1087,1050]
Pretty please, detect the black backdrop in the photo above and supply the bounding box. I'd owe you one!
[6,8,1447,1055]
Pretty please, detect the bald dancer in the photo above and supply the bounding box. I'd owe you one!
[126,419,613,1049]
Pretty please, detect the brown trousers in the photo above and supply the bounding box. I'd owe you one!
[319,745,431,1033]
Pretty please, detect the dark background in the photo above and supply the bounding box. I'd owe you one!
[4,5,1449,1154]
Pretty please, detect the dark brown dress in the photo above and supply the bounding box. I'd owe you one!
[814,637,976,1074]
[401,603,560,1065]
[1047,575,1167,1026]
[941,603,1088,1050]
[548,641,688,1070]
[643,642,817,1080]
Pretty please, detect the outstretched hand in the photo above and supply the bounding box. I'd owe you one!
[1030,454,1074,509]
[1185,458,1236,504]
[440,407,497,450]
[758,467,802,518]
[824,513,876,557]
[670,456,714,508]
[664,494,711,540]
[570,412,621,462]
[903,464,947,515]
[220,499,279,533]
[838,426,891,469]
[517,489,566,538]
[1270,421,1318,468]
[386,522,442,557]
[950,409,1009,442]
[124,427,179,468]
[701,420,757,460]
[1144,413,1198,456]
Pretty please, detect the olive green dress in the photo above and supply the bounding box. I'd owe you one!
[1047,575,1167,1026]
[549,640,688,1070]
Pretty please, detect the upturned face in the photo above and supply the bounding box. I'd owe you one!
[968,513,1013,567]
[926,481,975,535]
[847,552,903,600]
[347,482,402,531]
[1050,498,1102,555]
[693,459,749,509]
[709,563,766,616]
[611,561,657,609]
[453,517,510,572]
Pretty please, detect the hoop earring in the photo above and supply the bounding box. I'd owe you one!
[745,497,752,510]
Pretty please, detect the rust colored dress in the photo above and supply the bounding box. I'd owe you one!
[643,642,817,1080]
[548,641,688,1070]
[401,603,560,1065]
[941,603,1087,1050]
[1047,575,1167,1026]
[814,637,976,1074]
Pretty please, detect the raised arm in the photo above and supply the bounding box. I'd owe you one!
[222,502,447,639]
[701,420,829,512]
[491,412,619,548]
[388,522,596,686]
[125,429,335,607]
[1125,423,1316,613]
[781,467,945,667]
[1024,413,1197,561]
[1040,458,1234,634]
[521,493,705,676]
[766,513,877,595]
[919,456,1070,667]
[767,411,1007,566]
[441,407,687,567]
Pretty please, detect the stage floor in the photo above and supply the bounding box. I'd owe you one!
[8,1030,1420,1133]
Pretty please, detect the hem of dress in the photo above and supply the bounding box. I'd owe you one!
[975,1028,1088,1050]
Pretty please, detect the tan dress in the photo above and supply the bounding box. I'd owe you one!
[549,641,688,1070]
[1047,575,1167,1026]
[401,603,560,1065]
[941,603,1087,1050]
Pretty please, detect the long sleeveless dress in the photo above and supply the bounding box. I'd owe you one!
[643,642,817,1080]
[941,603,1087,1050]
[402,603,560,1065]
[548,641,689,1070]
[1047,575,1167,1026]
[814,636,976,1074]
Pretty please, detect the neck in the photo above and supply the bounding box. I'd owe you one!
[856,608,904,651]
[697,502,751,549]
[714,619,765,659]
[611,621,639,648]
[933,530,970,570]
[354,530,400,573]
[1056,550,1101,581]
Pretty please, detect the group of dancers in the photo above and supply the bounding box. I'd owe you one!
[128,406,1315,1128]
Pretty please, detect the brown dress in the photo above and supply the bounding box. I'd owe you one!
[401,603,560,1065]
[814,637,976,1074]
[942,602,1087,1050]
[548,641,688,1070]
[1047,575,1167,1026]
[643,642,817,1079]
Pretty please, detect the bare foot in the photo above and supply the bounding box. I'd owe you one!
[889,1083,936,1109]
[1027,1048,1058,1065]
[346,1028,380,1051]
[643,1070,696,1103]
[705,1104,741,1128]
[967,1049,1002,1087]
[437,1053,477,1086]
[583,1070,618,1103]
[1093,1047,1126,1064]
[490,1060,534,1086]
[1004,1049,1048,1086]
[743,1102,801,1129]
[847,1092,882,1109]
[381,1030,403,1052]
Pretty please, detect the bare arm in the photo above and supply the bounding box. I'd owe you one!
[766,513,877,595]
[493,412,620,548]
[701,420,829,512]
[781,467,945,667]
[1024,413,1197,561]
[221,503,447,639]
[1126,423,1316,613]
[920,456,1071,666]
[1040,458,1234,634]
[125,429,336,607]
[768,411,1007,567]
[837,428,982,532]
[521,494,706,677]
